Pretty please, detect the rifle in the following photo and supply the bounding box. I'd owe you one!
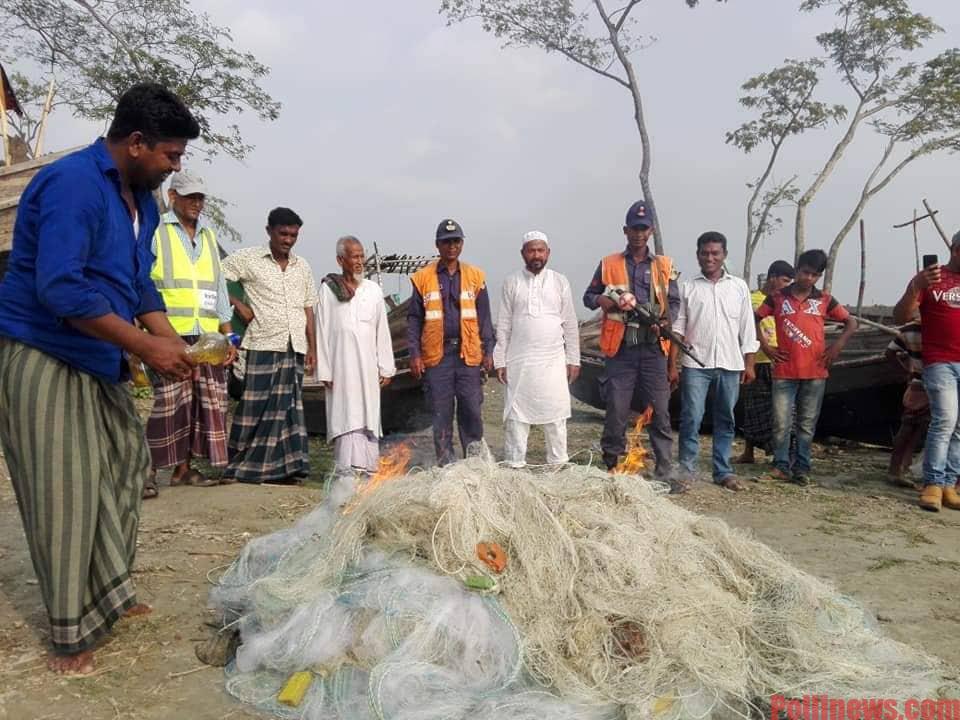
[604,288,706,368]
[630,304,706,368]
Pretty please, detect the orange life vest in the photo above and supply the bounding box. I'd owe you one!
[598,252,673,358]
[411,261,486,368]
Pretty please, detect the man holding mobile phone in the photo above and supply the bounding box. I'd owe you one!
[895,235,960,511]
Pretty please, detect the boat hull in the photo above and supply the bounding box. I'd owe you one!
[571,318,906,445]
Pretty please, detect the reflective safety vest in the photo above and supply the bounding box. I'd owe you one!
[410,261,485,368]
[150,223,222,335]
[599,252,673,358]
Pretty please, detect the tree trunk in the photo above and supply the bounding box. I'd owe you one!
[595,0,662,254]
[794,104,866,264]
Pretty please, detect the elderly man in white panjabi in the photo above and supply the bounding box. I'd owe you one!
[494,231,581,467]
[316,236,396,474]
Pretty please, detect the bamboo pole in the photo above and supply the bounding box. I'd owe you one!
[922,198,951,249]
[0,85,10,167]
[32,79,56,157]
[856,219,866,317]
[912,208,920,273]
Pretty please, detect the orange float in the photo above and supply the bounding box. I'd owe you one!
[476,542,507,574]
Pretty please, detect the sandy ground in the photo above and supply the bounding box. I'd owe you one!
[1,381,959,719]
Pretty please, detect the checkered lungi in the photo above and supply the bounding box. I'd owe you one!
[145,343,229,469]
[740,362,774,450]
[223,346,309,483]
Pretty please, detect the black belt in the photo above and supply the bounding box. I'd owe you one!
[444,338,461,347]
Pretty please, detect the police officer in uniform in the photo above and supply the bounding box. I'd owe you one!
[408,219,495,465]
[583,201,681,485]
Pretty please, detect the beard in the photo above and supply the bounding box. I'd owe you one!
[352,271,364,284]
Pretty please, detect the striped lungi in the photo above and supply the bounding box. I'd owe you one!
[740,362,773,450]
[0,339,146,653]
[223,345,309,483]
[145,340,229,469]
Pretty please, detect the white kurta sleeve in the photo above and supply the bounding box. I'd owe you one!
[493,277,515,369]
[376,294,396,378]
[315,285,333,383]
[559,275,580,366]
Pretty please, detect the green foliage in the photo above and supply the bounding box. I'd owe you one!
[0,0,280,162]
[438,0,726,86]
[726,59,846,153]
[800,0,940,101]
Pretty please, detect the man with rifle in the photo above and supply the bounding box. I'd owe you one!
[583,200,682,487]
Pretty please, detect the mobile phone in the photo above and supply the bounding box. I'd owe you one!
[923,254,938,269]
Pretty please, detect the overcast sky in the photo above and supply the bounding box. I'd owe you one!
[44,0,960,313]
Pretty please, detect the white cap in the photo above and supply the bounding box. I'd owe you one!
[169,170,207,196]
[522,230,549,247]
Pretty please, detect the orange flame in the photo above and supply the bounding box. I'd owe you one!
[612,406,653,476]
[343,443,412,514]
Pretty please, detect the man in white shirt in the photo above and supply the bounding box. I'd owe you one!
[494,231,580,467]
[315,236,396,475]
[670,231,758,491]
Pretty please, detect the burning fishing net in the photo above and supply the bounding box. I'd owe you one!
[209,446,946,719]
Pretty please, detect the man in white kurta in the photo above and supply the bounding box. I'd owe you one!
[315,237,396,474]
[494,231,581,467]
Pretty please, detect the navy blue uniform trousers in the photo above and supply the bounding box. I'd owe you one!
[423,348,484,466]
[601,343,674,477]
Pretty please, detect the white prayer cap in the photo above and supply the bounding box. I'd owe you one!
[522,230,549,247]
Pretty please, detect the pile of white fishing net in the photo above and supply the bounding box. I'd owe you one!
[209,451,945,719]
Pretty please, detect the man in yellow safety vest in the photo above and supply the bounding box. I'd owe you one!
[144,170,235,497]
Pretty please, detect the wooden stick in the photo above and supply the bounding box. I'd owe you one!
[893,210,937,229]
[167,665,211,679]
[922,198,951,249]
[33,79,56,157]
[0,84,10,167]
[856,219,866,318]
[912,208,920,273]
[832,314,902,337]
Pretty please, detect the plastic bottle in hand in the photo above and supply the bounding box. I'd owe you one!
[185,332,241,365]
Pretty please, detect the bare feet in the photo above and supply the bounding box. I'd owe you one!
[124,602,153,619]
[48,649,95,675]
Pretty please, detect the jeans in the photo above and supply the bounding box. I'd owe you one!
[921,362,960,487]
[678,368,741,481]
[771,379,826,476]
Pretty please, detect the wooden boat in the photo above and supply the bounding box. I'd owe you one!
[570,315,907,445]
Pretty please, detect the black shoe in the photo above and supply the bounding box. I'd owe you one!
[790,474,812,486]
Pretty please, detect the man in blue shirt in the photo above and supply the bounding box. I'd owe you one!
[0,83,200,675]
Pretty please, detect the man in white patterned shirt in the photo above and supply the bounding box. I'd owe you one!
[221,207,318,483]
[670,231,758,491]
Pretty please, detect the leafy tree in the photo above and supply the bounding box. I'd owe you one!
[726,58,846,281]
[729,0,957,291]
[439,0,725,255]
[0,0,281,239]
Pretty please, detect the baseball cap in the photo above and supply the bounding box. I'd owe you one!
[169,170,207,197]
[436,218,465,242]
[625,200,655,229]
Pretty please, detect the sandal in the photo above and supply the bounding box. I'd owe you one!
[718,475,746,492]
[670,474,694,495]
[142,471,159,499]
[184,469,219,487]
